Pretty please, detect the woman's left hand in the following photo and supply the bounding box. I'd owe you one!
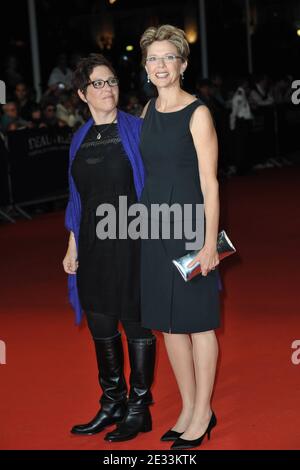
[187,245,219,277]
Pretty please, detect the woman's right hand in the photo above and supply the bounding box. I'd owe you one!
[63,249,78,274]
[62,232,78,274]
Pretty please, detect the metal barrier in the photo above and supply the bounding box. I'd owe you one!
[0,126,72,222]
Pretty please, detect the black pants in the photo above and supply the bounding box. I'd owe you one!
[86,311,153,340]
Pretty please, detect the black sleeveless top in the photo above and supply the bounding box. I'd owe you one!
[140,98,204,217]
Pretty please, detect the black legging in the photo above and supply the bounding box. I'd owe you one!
[85,311,153,340]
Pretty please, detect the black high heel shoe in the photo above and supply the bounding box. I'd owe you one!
[170,412,217,450]
[160,429,184,442]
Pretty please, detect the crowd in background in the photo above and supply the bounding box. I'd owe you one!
[0,52,297,178]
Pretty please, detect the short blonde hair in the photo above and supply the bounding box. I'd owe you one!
[140,24,190,65]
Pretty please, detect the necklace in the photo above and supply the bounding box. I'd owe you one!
[94,115,117,140]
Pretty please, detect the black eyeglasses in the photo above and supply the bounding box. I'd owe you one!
[85,77,119,89]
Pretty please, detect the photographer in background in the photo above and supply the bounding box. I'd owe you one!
[14,82,36,121]
[47,53,73,90]
[56,91,84,129]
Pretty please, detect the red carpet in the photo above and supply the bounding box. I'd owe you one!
[0,166,300,450]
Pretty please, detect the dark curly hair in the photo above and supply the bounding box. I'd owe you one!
[72,53,117,95]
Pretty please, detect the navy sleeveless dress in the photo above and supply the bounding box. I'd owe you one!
[139,99,220,333]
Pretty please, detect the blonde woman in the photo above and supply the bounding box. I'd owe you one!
[139,25,220,449]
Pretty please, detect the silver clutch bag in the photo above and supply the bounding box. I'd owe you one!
[172,230,236,282]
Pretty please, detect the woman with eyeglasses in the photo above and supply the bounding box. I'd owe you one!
[139,25,220,449]
[63,53,156,442]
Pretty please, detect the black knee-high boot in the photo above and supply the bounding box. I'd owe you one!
[71,332,127,435]
[104,336,156,442]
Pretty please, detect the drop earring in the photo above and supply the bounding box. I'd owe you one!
[181,72,184,80]
[147,75,150,83]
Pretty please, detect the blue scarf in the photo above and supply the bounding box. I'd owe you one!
[65,110,144,324]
